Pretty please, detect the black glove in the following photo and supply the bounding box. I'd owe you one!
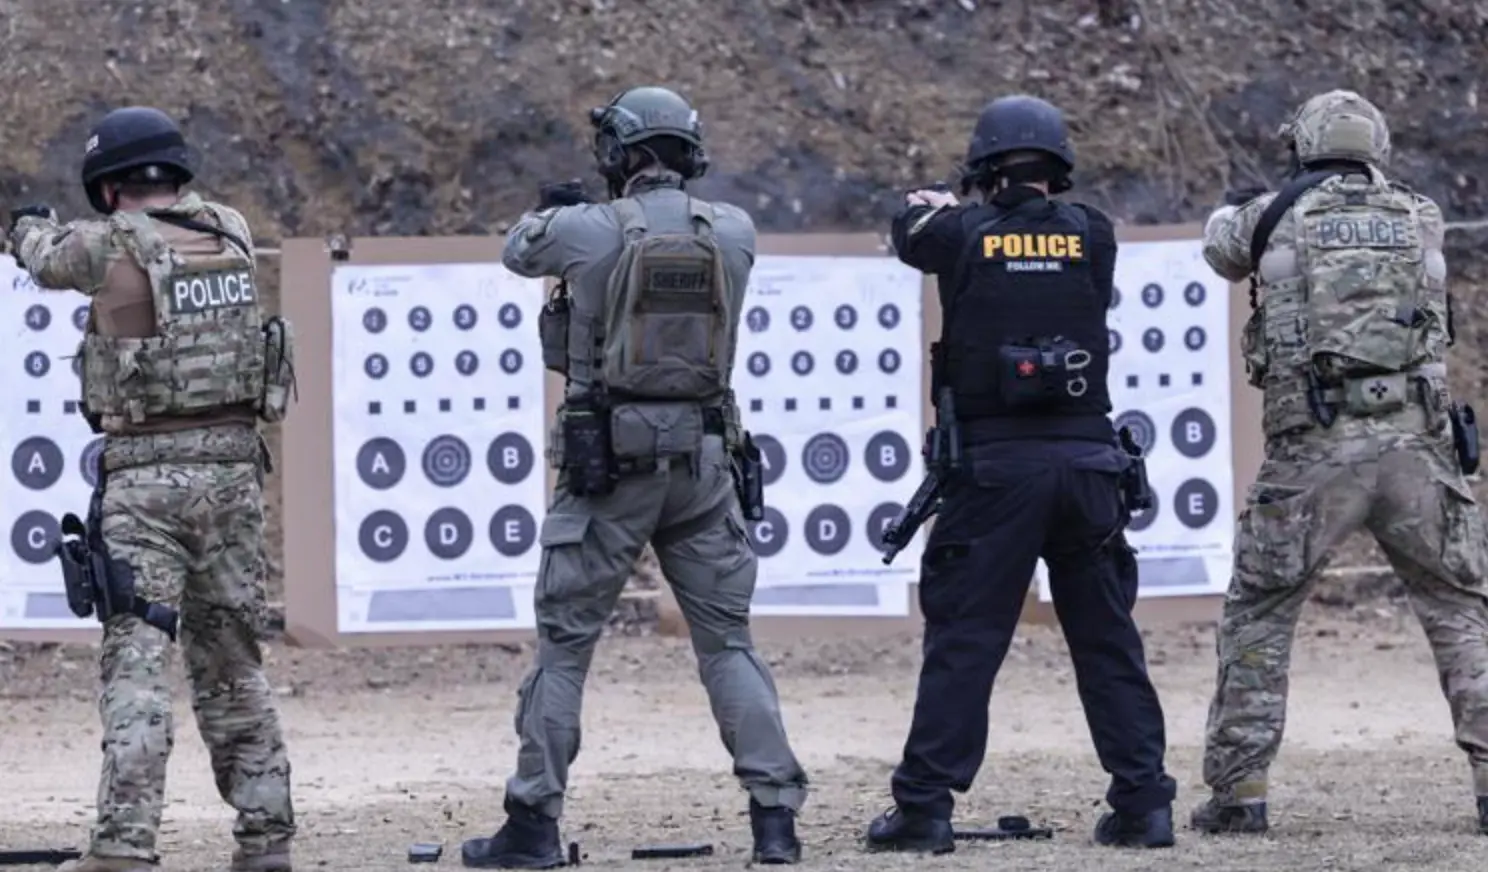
[9,204,55,227]
[1223,187,1268,207]
[538,180,592,210]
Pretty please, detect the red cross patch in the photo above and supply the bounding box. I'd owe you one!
[1016,360,1037,377]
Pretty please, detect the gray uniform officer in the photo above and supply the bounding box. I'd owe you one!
[458,85,809,869]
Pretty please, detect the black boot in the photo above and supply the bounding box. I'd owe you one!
[1190,796,1269,835]
[1477,796,1487,835]
[460,799,566,869]
[1094,805,1176,848]
[750,800,801,865]
[864,806,955,854]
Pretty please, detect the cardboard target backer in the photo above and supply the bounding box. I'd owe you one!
[0,255,100,638]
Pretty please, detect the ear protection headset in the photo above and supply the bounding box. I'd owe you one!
[588,89,710,184]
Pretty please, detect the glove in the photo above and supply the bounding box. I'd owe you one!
[1223,187,1268,207]
[538,180,592,210]
[9,203,57,227]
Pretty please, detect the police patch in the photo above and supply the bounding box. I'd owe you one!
[982,232,1085,272]
[1312,214,1413,249]
[169,268,257,315]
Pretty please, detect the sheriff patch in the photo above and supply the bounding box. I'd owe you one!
[169,268,257,315]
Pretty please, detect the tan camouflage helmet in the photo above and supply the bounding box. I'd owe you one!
[1279,89,1391,167]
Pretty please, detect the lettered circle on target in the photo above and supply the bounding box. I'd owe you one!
[422,435,472,487]
[801,432,850,485]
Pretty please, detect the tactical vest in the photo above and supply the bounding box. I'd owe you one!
[1245,170,1441,435]
[586,197,733,401]
[936,200,1112,420]
[78,207,296,432]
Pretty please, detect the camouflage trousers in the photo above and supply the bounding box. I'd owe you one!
[506,436,809,818]
[1203,413,1488,799]
[89,427,295,861]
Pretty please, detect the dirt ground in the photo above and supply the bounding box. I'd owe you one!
[2,603,1485,871]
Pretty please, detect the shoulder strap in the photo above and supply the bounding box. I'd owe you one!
[1248,169,1341,271]
[610,198,647,238]
[943,208,1014,329]
[147,210,252,260]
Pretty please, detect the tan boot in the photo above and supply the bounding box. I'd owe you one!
[231,845,292,872]
[59,855,157,872]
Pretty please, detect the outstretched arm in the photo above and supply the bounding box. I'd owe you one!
[10,216,112,295]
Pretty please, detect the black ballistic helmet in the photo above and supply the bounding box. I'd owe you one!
[81,107,194,214]
[589,86,709,192]
[961,95,1075,194]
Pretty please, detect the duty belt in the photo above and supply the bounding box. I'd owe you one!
[102,424,269,474]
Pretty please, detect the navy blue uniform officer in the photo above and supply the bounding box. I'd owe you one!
[864,94,1178,854]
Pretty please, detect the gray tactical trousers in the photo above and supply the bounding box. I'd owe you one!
[505,435,810,817]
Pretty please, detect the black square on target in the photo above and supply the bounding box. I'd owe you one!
[507,396,520,410]
[1192,372,1204,386]
[886,395,897,409]
[63,400,77,414]
[1159,373,1171,387]
[852,396,864,410]
[26,400,40,414]
[404,400,416,413]
[368,401,382,415]
[1126,375,1139,388]
[819,397,831,410]
[439,398,451,412]
[750,398,763,412]
[785,398,797,411]
[474,397,486,411]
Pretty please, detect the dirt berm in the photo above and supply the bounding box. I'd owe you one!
[2,0,1485,607]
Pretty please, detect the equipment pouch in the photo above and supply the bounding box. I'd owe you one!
[539,284,571,375]
[1451,403,1480,475]
[1116,427,1154,513]
[997,338,1089,409]
[1342,372,1408,417]
[259,316,297,423]
[1239,308,1267,388]
[731,432,765,521]
[559,393,616,497]
[56,514,95,619]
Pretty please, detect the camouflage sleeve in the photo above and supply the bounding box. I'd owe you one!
[207,202,258,259]
[501,203,616,280]
[11,216,112,294]
[1417,195,1447,285]
[1201,195,1272,283]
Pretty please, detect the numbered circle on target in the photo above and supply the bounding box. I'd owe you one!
[500,348,524,374]
[409,352,434,378]
[421,435,472,487]
[745,306,770,333]
[23,304,50,331]
[362,307,388,334]
[751,434,787,486]
[791,351,814,376]
[877,303,900,329]
[801,432,851,485]
[454,304,478,330]
[747,352,771,377]
[408,306,433,332]
[79,438,104,488]
[746,506,789,558]
[789,305,813,331]
[1113,410,1157,455]
[364,353,389,380]
[23,350,49,378]
[499,303,523,329]
[834,305,858,330]
[835,350,858,375]
[867,501,905,552]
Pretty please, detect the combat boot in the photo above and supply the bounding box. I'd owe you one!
[749,799,801,864]
[864,806,955,854]
[1190,796,1269,834]
[58,855,155,872]
[460,798,565,869]
[1093,805,1176,848]
[231,844,292,872]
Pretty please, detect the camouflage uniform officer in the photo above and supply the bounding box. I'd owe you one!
[458,86,809,869]
[7,107,299,871]
[1194,89,1488,836]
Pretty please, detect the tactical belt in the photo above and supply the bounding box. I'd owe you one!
[102,424,269,474]
[611,407,728,477]
[1314,365,1442,409]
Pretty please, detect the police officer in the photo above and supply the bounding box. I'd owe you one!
[863,95,1177,853]
[6,108,297,872]
[1194,90,1488,836]
[459,85,808,869]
